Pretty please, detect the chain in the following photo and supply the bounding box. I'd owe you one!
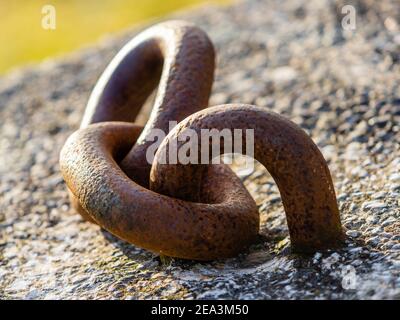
[60,21,344,260]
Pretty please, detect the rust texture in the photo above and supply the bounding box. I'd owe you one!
[67,20,221,221]
[60,122,259,260]
[81,20,216,187]
[150,104,344,253]
[60,20,344,260]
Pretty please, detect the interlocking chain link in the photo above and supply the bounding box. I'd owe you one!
[60,21,344,260]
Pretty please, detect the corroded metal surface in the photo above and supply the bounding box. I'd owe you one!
[151,104,345,253]
[81,20,216,187]
[60,20,343,260]
[62,20,258,260]
[68,20,220,221]
[60,122,259,260]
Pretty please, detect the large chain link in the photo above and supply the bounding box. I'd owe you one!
[60,20,344,260]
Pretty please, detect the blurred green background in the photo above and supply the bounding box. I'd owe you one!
[0,0,228,74]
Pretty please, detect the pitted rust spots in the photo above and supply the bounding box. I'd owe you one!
[61,122,258,259]
[61,123,258,260]
[60,20,343,260]
[150,104,344,253]
[82,20,215,188]
[67,20,217,220]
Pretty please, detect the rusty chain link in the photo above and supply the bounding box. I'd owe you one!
[60,20,344,260]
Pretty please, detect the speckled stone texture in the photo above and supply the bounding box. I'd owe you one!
[0,0,399,299]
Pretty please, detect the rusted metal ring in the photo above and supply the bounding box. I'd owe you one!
[60,122,259,260]
[67,20,229,222]
[81,20,216,187]
[60,20,344,260]
[150,104,344,254]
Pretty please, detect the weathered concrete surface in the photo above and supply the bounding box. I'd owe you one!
[0,0,399,299]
